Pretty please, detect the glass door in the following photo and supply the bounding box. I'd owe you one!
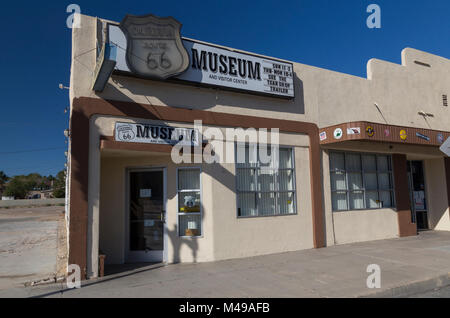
[127,168,166,263]
[407,161,429,230]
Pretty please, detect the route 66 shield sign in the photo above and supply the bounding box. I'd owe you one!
[116,123,136,141]
[120,14,189,79]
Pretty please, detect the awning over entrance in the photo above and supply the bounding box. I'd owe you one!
[319,121,450,147]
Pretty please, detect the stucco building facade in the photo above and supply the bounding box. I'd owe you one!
[67,14,450,279]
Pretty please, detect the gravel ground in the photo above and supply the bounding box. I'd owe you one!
[409,285,450,298]
[0,206,66,290]
[0,199,65,209]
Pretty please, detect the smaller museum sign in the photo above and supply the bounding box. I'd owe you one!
[115,122,200,146]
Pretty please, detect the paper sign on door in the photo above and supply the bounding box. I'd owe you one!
[140,189,152,198]
[414,191,425,210]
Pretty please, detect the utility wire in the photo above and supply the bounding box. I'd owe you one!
[0,147,65,155]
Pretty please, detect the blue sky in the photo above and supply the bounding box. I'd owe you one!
[0,0,448,177]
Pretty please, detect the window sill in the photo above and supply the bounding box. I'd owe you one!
[237,213,298,219]
[332,208,396,213]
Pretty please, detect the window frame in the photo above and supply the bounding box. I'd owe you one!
[329,151,396,212]
[235,143,298,218]
[176,166,203,237]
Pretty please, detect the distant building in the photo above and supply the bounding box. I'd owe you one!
[27,189,54,200]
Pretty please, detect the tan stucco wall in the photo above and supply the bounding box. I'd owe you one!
[100,155,215,264]
[95,115,312,266]
[322,150,400,245]
[317,50,450,131]
[70,15,449,133]
[424,159,450,231]
[331,209,399,245]
[210,146,314,261]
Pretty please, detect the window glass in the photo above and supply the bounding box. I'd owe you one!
[364,173,378,190]
[379,191,393,208]
[257,192,276,216]
[236,168,256,191]
[279,148,293,169]
[330,152,395,212]
[278,170,294,191]
[236,145,297,217]
[332,191,348,211]
[331,172,346,191]
[178,168,202,236]
[330,152,345,171]
[178,192,200,213]
[346,153,361,171]
[362,155,377,171]
[236,143,257,168]
[365,191,380,209]
[377,156,389,172]
[278,192,295,215]
[348,173,363,190]
[178,214,201,237]
[378,173,391,190]
[238,193,256,217]
[178,169,200,190]
[257,170,276,191]
[259,146,274,169]
[349,191,365,210]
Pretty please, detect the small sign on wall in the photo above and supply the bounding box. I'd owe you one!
[140,189,152,198]
[115,122,200,146]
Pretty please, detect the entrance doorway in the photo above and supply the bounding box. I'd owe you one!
[126,168,167,263]
[407,161,429,230]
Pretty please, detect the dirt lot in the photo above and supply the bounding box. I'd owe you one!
[0,206,67,290]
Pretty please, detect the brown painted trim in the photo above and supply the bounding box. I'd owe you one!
[392,154,417,237]
[445,157,450,213]
[320,121,450,147]
[68,109,89,279]
[69,97,326,278]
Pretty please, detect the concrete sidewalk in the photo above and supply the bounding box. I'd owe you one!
[2,231,450,298]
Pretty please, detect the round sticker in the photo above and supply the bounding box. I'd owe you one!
[400,130,407,141]
[437,133,444,144]
[366,126,375,137]
[334,128,343,140]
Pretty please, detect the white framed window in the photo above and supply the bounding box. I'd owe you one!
[329,151,395,212]
[177,168,202,237]
[235,144,297,217]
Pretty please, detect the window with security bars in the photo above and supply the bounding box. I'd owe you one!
[177,168,202,237]
[329,152,395,212]
[235,144,297,217]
